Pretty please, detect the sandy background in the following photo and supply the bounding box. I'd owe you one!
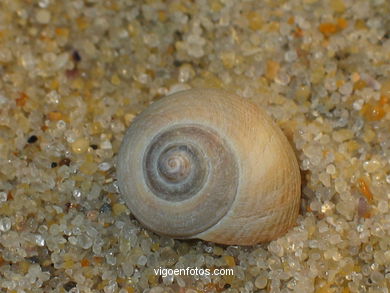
[0,0,389,292]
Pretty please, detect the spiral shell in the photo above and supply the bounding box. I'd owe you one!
[117,88,301,245]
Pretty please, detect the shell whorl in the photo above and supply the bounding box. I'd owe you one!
[143,125,237,202]
[138,124,239,237]
[117,88,301,245]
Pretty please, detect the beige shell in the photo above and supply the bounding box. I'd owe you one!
[117,88,301,245]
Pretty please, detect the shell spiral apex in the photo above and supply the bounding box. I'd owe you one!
[117,88,301,245]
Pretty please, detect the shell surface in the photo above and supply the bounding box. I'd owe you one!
[117,88,301,245]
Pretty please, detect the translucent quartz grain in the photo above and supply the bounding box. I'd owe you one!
[34,234,45,246]
[363,159,381,172]
[284,50,298,62]
[100,140,112,150]
[35,9,51,24]
[0,217,12,232]
[137,255,147,266]
[162,274,174,285]
[0,191,7,203]
[71,137,89,154]
[98,162,111,171]
[326,164,336,174]
[78,234,93,249]
[178,64,195,83]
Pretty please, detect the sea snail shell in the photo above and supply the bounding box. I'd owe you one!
[117,88,301,245]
